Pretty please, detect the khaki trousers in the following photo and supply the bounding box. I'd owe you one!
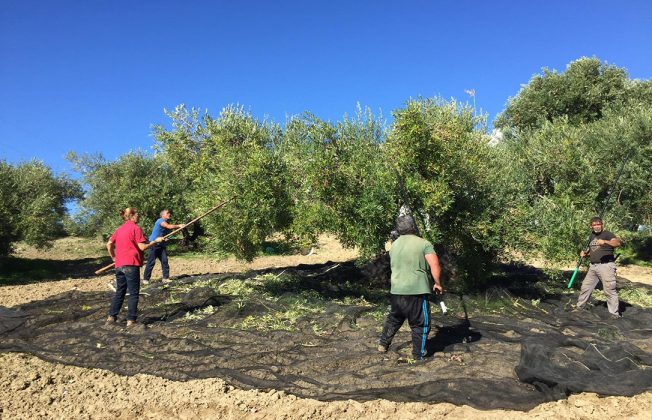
[577,262,619,315]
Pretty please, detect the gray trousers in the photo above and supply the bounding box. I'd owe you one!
[577,262,619,315]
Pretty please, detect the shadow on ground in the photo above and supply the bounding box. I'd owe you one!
[0,256,111,286]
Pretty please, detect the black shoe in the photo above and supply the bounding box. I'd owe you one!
[398,355,432,365]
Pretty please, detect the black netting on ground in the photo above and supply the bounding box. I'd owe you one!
[1,261,651,410]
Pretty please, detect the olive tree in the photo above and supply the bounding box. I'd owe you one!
[181,106,291,260]
[495,57,651,131]
[0,160,81,255]
[496,106,652,263]
[385,98,505,288]
[280,108,396,258]
[494,56,652,264]
[67,151,186,238]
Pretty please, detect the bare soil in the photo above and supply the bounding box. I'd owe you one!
[1,237,650,419]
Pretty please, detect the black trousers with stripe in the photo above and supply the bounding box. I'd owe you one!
[379,294,431,358]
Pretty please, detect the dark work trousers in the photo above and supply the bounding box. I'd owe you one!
[143,243,169,280]
[379,294,431,359]
[108,265,141,321]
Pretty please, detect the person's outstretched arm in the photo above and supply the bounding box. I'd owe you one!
[106,240,115,260]
[137,237,165,251]
[161,221,185,230]
[425,253,443,294]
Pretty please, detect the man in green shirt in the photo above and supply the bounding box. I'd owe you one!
[378,215,443,360]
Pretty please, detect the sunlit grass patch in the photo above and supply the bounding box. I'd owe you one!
[217,277,259,296]
[459,292,513,315]
[366,306,388,322]
[178,305,217,321]
[334,295,373,306]
[155,295,183,307]
[594,287,652,308]
[451,288,554,316]
[532,279,575,296]
[217,272,296,297]
[173,272,333,332]
[240,313,294,331]
[171,278,222,294]
[234,295,327,331]
[311,321,326,336]
[597,326,622,341]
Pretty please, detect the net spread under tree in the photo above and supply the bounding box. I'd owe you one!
[3,56,651,410]
[1,264,650,410]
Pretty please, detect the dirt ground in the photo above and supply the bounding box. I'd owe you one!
[1,237,650,419]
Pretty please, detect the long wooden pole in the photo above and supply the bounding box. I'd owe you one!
[95,198,233,275]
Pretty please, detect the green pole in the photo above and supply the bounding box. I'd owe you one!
[567,149,632,290]
[567,264,581,288]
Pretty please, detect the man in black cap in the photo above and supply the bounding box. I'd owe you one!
[378,215,443,360]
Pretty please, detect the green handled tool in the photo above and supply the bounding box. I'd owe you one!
[568,246,590,288]
[567,264,581,289]
[567,149,632,289]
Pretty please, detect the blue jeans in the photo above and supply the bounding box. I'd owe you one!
[108,265,141,321]
[143,243,169,280]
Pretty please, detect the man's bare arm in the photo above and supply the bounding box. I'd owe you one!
[425,253,443,294]
[137,237,165,251]
[106,241,115,260]
[161,221,185,230]
[597,237,621,248]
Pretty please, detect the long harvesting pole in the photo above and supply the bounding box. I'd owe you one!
[95,197,233,275]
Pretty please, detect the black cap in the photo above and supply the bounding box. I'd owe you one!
[396,215,418,235]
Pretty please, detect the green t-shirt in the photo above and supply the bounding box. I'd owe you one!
[389,234,436,295]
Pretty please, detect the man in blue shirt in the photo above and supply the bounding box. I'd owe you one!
[143,209,185,284]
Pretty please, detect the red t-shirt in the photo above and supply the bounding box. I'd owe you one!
[109,221,147,267]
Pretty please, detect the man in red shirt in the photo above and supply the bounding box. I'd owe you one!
[106,208,164,326]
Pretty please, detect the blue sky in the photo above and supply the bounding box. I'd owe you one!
[1,0,651,174]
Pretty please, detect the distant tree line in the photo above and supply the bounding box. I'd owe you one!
[2,57,651,289]
[0,161,81,255]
